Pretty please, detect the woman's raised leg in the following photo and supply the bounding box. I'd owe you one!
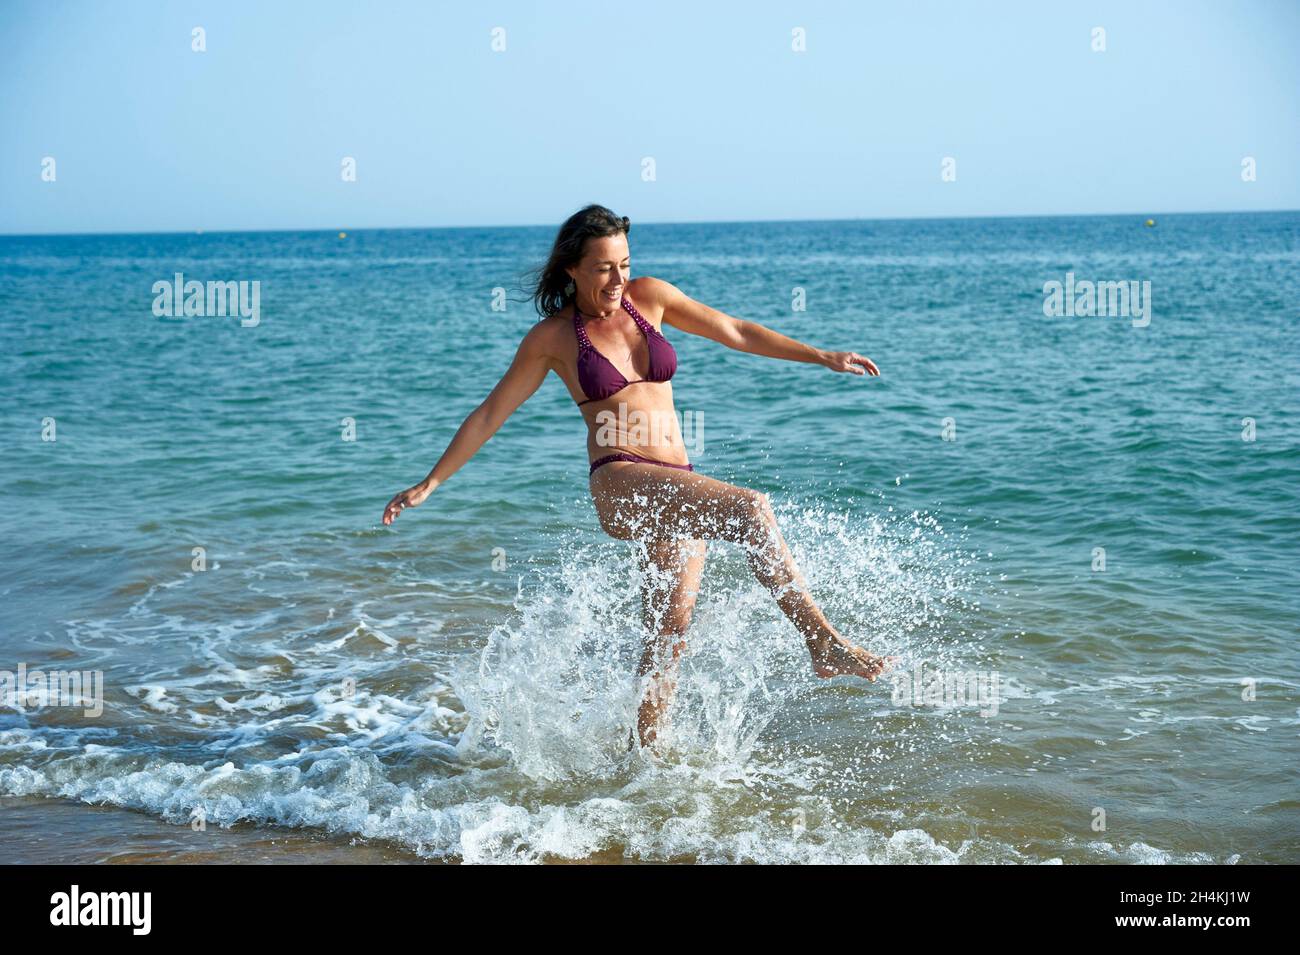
[591,463,898,684]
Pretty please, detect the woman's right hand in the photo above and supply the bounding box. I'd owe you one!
[382,482,434,526]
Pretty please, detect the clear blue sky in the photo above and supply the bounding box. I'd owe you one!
[2,0,1296,234]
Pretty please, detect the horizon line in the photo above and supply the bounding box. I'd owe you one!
[1,206,1295,240]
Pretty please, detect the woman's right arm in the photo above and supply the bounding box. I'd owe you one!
[382,323,553,525]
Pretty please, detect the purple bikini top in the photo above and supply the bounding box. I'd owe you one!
[573,296,677,406]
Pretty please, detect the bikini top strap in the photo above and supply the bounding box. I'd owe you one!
[572,302,593,350]
[622,296,659,337]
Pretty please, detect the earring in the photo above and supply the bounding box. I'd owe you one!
[564,280,575,295]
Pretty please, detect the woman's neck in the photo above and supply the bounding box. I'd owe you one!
[574,296,620,321]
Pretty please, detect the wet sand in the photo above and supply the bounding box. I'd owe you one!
[0,796,431,864]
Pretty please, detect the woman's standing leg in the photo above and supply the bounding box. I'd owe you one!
[634,537,707,748]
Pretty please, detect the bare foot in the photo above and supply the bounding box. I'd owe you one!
[631,722,664,754]
[632,639,686,751]
[632,672,677,749]
[810,637,899,681]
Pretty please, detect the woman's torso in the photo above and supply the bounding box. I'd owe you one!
[544,279,688,468]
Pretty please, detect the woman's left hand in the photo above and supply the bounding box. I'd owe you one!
[821,351,880,376]
[382,481,434,526]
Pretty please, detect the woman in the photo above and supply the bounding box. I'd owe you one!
[383,205,898,749]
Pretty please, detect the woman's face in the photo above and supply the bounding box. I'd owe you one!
[568,233,630,312]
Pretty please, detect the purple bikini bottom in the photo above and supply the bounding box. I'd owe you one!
[589,452,695,475]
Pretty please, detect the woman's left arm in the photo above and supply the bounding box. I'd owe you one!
[648,276,879,376]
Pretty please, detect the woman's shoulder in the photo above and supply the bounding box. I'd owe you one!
[627,275,667,304]
[626,276,675,326]
[533,304,575,333]
[521,308,573,360]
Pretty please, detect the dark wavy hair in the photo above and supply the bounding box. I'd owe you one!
[526,204,631,318]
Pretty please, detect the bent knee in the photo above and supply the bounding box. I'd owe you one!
[594,504,634,541]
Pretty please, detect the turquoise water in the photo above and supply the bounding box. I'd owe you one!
[1,213,1297,863]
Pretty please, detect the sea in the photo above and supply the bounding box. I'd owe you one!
[1,212,1297,863]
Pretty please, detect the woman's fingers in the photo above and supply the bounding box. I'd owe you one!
[383,485,431,525]
[382,493,406,525]
[826,351,878,375]
[851,352,880,375]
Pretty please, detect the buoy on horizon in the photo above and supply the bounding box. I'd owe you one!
[338,231,347,239]
[1144,218,1156,227]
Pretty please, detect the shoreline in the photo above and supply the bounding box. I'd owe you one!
[0,795,432,865]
